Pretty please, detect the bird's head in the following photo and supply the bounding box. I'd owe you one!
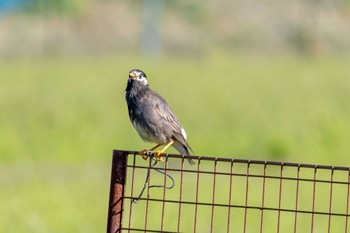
[128,69,148,86]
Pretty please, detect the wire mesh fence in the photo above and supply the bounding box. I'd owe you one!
[107,150,350,233]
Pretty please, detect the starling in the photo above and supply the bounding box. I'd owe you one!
[125,69,195,165]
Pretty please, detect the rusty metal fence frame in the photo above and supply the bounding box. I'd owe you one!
[107,150,350,233]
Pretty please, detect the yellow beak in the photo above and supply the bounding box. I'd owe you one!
[129,73,135,79]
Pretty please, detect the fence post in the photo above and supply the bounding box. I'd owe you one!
[106,150,128,233]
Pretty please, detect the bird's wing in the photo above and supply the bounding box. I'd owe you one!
[143,89,192,150]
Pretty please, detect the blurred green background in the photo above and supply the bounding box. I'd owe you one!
[1,0,350,232]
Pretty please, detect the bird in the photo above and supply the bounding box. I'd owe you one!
[125,69,195,165]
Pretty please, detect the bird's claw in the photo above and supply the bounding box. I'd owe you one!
[140,150,149,160]
[140,150,158,160]
[139,149,164,162]
[155,151,164,162]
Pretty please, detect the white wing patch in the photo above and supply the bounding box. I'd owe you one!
[181,128,187,140]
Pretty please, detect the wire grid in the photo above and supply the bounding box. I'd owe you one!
[115,150,350,233]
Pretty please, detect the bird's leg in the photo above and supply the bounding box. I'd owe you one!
[149,144,162,151]
[155,140,174,161]
[140,144,162,160]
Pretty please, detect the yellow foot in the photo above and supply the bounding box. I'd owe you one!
[155,151,164,162]
[139,149,149,160]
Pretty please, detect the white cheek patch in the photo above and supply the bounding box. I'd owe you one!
[137,76,148,85]
[181,128,187,140]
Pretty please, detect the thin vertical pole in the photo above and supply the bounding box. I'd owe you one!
[107,150,128,233]
[210,159,218,233]
[144,158,152,231]
[259,163,267,233]
[277,164,284,233]
[226,161,234,233]
[293,165,301,233]
[193,157,201,233]
[346,170,350,233]
[160,155,169,232]
[127,154,137,232]
[327,168,334,233]
[311,167,318,233]
[243,162,251,233]
[177,156,185,232]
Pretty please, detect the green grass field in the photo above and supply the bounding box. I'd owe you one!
[1,55,350,232]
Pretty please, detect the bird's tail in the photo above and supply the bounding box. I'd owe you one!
[187,157,196,166]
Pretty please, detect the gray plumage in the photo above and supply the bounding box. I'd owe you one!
[125,69,195,165]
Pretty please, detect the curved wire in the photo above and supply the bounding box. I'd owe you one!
[132,155,175,203]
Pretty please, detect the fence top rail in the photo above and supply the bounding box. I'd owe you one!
[115,149,350,172]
